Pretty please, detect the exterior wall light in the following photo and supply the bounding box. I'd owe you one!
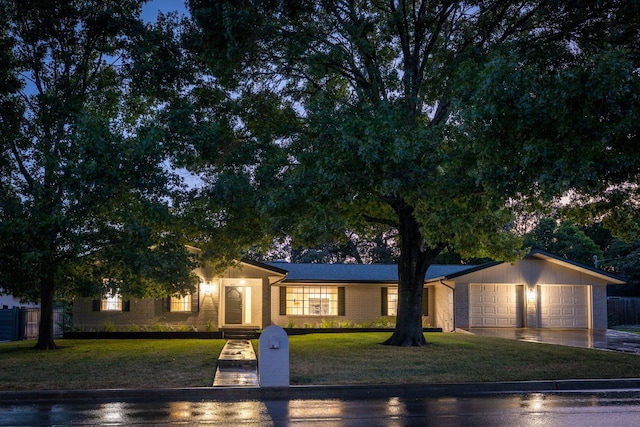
[201,281,216,295]
[527,288,537,303]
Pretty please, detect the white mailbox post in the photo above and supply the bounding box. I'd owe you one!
[258,325,289,387]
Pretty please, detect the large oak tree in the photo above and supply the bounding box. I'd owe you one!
[183,1,640,345]
[0,0,198,349]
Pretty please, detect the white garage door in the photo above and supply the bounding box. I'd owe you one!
[539,285,589,328]
[470,284,523,327]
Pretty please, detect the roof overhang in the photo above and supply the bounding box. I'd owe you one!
[527,250,626,285]
[441,250,626,284]
[240,258,289,276]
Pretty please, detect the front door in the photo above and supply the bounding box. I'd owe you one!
[225,287,242,324]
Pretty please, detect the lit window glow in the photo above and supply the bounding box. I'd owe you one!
[170,294,192,312]
[387,288,398,316]
[286,286,337,316]
[101,293,122,311]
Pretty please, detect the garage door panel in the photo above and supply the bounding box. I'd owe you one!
[540,285,588,329]
[470,284,523,328]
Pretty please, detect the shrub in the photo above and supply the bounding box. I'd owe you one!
[100,321,117,332]
[369,317,396,328]
[286,319,297,328]
[318,318,336,328]
[205,320,215,332]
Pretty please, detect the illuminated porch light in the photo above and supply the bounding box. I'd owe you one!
[200,281,217,295]
[527,288,537,302]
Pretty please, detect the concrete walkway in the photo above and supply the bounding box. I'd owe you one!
[212,340,259,387]
[469,328,640,354]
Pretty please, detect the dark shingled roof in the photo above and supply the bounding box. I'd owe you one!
[260,249,626,285]
[267,262,476,283]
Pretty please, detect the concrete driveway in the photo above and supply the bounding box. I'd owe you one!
[468,328,640,354]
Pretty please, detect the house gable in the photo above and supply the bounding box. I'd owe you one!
[445,250,625,286]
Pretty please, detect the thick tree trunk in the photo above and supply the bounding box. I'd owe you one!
[34,274,57,350]
[383,203,442,346]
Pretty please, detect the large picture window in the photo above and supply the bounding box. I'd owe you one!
[285,286,339,316]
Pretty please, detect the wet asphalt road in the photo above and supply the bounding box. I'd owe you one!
[2,391,640,426]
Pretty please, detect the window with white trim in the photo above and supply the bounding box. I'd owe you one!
[170,294,192,312]
[101,293,122,311]
[387,287,398,316]
[286,286,338,316]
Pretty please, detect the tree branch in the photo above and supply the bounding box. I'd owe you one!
[9,142,36,191]
[363,214,399,228]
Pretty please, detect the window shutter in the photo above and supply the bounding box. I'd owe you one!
[122,300,131,312]
[162,297,170,312]
[338,287,345,316]
[191,289,199,313]
[422,289,429,316]
[92,299,101,312]
[279,287,287,316]
[381,287,388,316]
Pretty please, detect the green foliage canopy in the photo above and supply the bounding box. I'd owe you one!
[0,0,198,349]
[523,218,603,266]
[183,1,640,345]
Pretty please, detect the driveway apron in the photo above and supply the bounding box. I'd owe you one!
[468,328,640,354]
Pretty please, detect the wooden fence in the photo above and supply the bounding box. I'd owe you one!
[607,297,640,326]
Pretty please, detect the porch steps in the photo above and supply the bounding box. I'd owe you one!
[221,329,260,340]
[212,340,259,387]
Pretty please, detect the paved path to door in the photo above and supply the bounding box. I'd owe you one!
[469,328,640,354]
[212,340,259,387]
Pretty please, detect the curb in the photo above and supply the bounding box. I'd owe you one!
[2,379,640,404]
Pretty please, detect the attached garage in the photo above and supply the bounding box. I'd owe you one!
[539,285,589,328]
[470,284,523,327]
[447,250,623,331]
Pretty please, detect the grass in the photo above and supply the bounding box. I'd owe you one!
[1,333,640,390]
[0,339,225,391]
[617,328,640,335]
[286,333,640,384]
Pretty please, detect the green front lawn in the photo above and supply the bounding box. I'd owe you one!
[0,339,225,391]
[287,332,640,384]
[1,333,639,391]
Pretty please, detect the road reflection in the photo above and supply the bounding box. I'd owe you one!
[167,400,272,424]
[3,392,640,426]
[99,402,127,424]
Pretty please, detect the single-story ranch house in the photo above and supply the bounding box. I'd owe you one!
[72,250,625,333]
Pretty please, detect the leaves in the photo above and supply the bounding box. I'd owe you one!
[524,218,603,266]
[0,1,196,333]
[182,0,640,271]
